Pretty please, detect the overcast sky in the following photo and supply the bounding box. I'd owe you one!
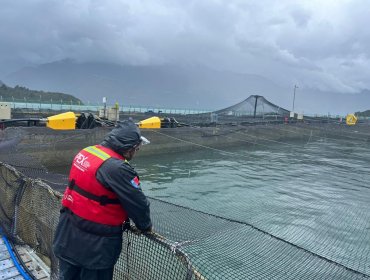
[1,0,370,95]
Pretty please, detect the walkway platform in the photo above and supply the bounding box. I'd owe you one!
[0,236,50,280]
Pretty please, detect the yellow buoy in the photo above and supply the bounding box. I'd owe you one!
[46,111,76,130]
[137,116,161,129]
[345,114,357,126]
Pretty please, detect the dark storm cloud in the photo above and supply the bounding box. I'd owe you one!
[1,0,370,93]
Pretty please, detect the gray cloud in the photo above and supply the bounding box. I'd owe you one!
[1,0,370,94]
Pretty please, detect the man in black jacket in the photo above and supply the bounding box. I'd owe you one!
[53,120,152,280]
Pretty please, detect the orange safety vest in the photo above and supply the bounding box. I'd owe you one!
[62,145,128,226]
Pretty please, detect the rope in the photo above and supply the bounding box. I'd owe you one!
[150,130,244,157]
[148,127,369,161]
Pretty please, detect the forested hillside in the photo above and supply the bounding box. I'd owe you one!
[0,83,82,104]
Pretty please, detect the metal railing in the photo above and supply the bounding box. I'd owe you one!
[3,101,211,115]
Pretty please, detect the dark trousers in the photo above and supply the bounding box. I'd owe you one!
[59,258,114,280]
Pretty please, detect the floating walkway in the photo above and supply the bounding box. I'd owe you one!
[0,235,50,280]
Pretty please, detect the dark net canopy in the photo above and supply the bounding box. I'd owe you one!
[213,95,290,117]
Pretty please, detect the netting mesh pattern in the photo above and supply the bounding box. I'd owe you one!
[0,124,370,280]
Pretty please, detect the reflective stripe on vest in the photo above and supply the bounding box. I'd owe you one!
[84,146,111,161]
[62,145,128,226]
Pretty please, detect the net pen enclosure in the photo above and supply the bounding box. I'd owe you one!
[0,122,370,280]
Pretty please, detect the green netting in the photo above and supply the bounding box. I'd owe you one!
[0,121,370,280]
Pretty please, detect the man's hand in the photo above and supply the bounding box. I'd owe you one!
[130,225,153,235]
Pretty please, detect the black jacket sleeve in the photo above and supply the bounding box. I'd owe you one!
[96,158,152,231]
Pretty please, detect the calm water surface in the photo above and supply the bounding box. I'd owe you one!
[134,136,370,276]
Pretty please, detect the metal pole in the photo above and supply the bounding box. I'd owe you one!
[253,95,259,118]
[103,97,107,119]
[292,85,298,113]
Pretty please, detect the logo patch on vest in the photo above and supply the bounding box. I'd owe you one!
[131,176,140,189]
[73,152,90,171]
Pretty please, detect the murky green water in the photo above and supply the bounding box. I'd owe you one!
[134,136,370,277]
